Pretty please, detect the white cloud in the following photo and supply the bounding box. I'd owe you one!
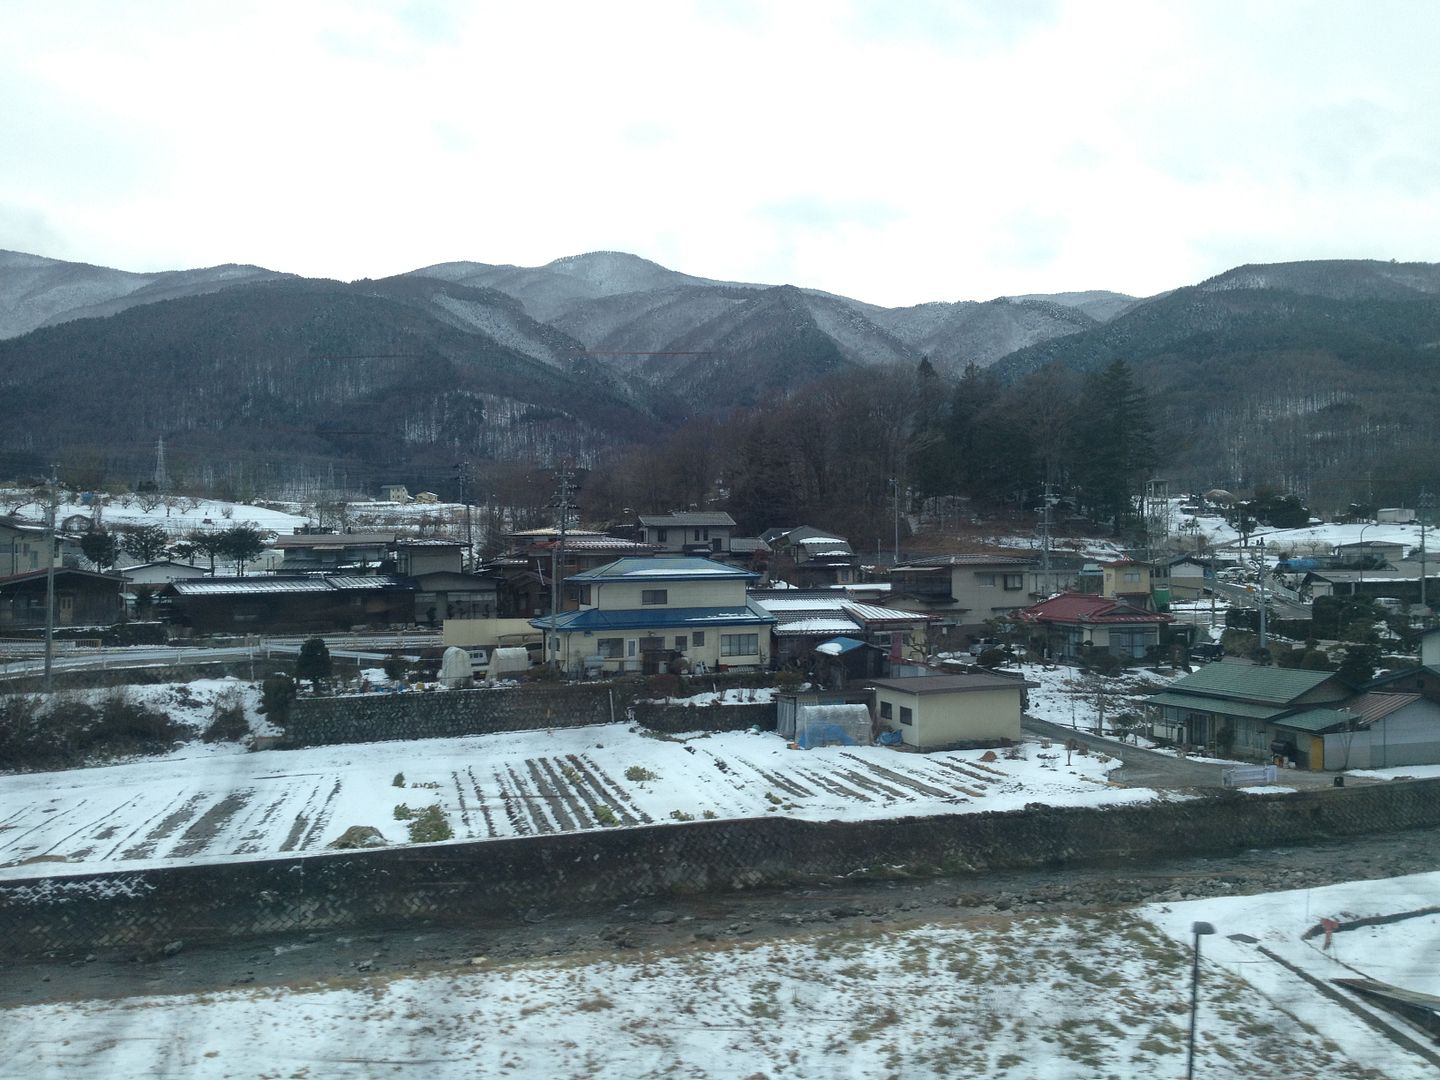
[0,0,1436,305]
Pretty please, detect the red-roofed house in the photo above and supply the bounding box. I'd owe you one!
[1015,592,1172,662]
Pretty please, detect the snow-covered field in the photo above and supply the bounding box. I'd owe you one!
[1146,870,1440,1076]
[3,493,307,536]
[4,900,1420,1078]
[0,722,1156,880]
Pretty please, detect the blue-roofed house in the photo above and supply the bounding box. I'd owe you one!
[530,556,775,676]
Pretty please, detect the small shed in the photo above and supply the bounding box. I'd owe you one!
[869,672,1035,751]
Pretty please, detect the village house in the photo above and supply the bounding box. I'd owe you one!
[482,529,660,619]
[530,555,774,676]
[1100,558,1153,608]
[1365,627,1440,705]
[1145,664,1352,767]
[272,531,400,573]
[1299,690,1440,771]
[0,568,125,629]
[637,512,735,557]
[1332,538,1406,565]
[888,553,1041,636]
[1301,565,1440,606]
[161,575,415,635]
[1156,554,1213,601]
[749,589,937,676]
[868,670,1035,751]
[763,526,860,587]
[1014,592,1172,663]
[119,560,211,586]
[0,516,59,577]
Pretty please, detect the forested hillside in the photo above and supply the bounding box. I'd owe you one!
[0,277,662,497]
[992,271,1440,507]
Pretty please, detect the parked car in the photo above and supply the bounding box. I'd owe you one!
[1190,642,1225,663]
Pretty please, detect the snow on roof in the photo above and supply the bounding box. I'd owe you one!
[170,575,413,596]
[773,615,861,636]
[841,602,937,624]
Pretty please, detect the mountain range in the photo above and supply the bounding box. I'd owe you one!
[1,247,1437,503]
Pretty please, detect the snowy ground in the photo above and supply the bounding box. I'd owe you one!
[2,903,1413,1078]
[1146,871,1440,1077]
[1022,662,1188,751]
[0,721,1156,880]
[3,492,306,536]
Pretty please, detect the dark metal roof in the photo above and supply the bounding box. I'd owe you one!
[638,512,736,528]
[868,673,1037,695]
[899,554,1036,568]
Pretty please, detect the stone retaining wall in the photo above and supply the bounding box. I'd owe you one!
[4,777,1439,962]
[283,681,779,746]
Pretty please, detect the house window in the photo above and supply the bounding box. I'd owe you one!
[1003,574,1024,590]
[1123,571,1141,584]
[692,631,705,646]
[675,635,687,650]
[597,638,623,658]
[627,639,637,657]
[880,701,892,720]
[694,528,701,541]
[900,706,913,726]
[721,633,758,657]
[641,589,668,605]
[656,528,668,542]
[976,573,996,587]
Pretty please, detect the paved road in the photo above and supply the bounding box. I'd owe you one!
[1211,579,1311,621]
[1022,713,1359,790]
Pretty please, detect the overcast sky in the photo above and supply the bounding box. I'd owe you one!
[2,0,1437,307]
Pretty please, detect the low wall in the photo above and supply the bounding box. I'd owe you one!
[283,681,779,746]
[4,777,1439,962]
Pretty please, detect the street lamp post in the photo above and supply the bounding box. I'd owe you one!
[1187,920,1217,1079]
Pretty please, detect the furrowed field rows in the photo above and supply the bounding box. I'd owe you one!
[1,726,1130,876]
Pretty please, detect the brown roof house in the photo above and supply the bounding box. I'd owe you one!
[868,671,1036,751]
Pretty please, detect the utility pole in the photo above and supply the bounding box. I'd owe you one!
[890,478,901,565]
[1186,921,1217,1079]
[1040,480,1055,596]
[1419,491,1434,614]
[548,464,575,674]
[1257,537,1268,652]
[42,470,59,692]
[455,461,474,570]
